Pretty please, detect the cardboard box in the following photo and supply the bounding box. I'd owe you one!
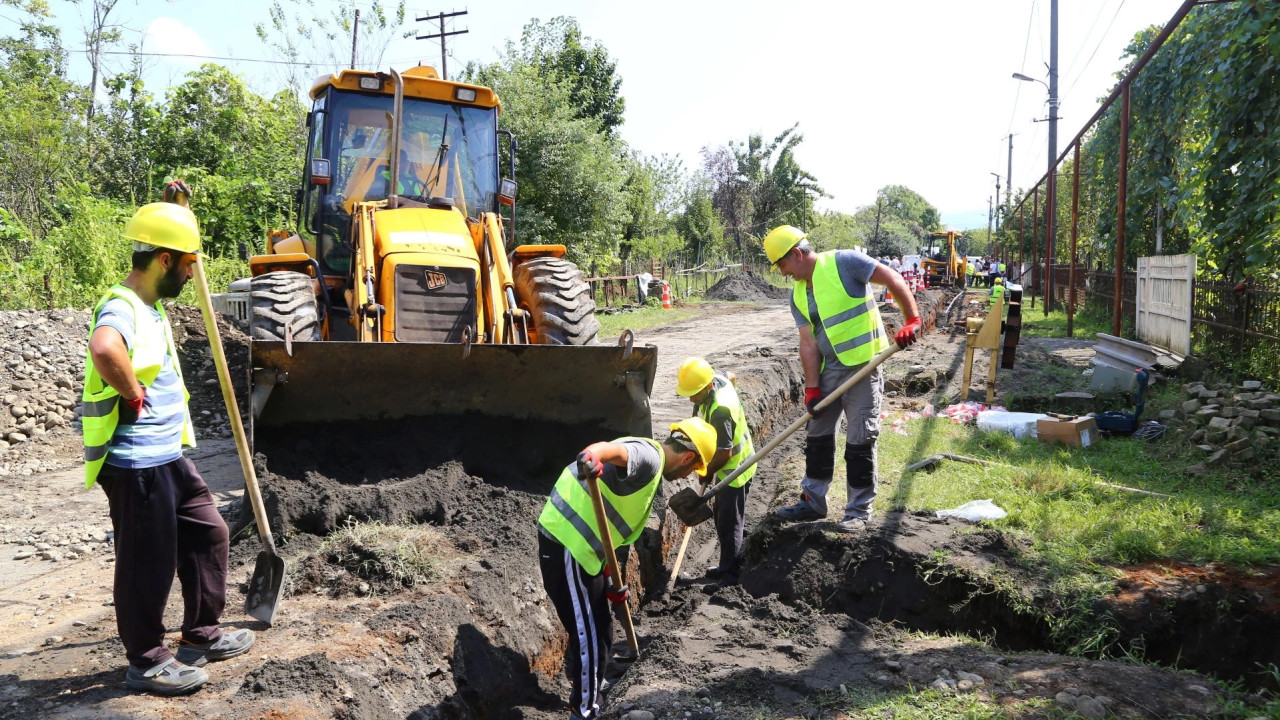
[1037,415,1098,447]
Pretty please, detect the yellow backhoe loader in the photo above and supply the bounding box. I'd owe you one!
[243,66,656,442]
[920,230,967,288]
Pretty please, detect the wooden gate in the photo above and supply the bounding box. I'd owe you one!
[1136,254,1196,355]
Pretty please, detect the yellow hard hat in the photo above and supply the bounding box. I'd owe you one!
[676,357,714,397]
[123,202,201,255]
[994,276,1004,285]
[669,417,717,477]
[763,225,806,265]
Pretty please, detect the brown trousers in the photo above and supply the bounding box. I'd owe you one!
[98,456,229,668]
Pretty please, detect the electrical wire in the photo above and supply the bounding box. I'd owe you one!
[70,48,321,66]
[1066,0,1128,97]
[1007,0,1040,135]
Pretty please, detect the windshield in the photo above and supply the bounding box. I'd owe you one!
[328,89,499,216]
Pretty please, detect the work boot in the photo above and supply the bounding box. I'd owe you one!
[775,497,825,521]
[125,658,209,696]
[175,629,256,667]
[835,518,868,534]
[703,566,724,580]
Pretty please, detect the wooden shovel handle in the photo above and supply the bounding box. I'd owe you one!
[584,473,639,656]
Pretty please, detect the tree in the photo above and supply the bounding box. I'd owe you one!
[255,0,412,91]
[76,0,124,122]
[516,17,625,137]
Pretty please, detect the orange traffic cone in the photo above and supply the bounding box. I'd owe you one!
[661,282,672,309]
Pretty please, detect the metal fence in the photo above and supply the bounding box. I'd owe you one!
[584,257,774,308]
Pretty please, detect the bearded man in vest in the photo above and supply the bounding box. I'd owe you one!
[537,418,716,720]
[764,226,922,532]
[83,200,254,696]
[675,357,755,590]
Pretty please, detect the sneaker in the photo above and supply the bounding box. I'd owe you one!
[704,566,725,580]
[835,518,868,533]
[125,658,209,696]
[775,501,826,522]
[175,629,256,667]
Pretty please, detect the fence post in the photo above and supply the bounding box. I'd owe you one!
[1113,83,1130,338]
[1068,140,1080,338]
[1031,186,1039,309]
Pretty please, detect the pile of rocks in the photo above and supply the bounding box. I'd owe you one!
[1165,379,1280,474]
[1,521,114,562]
[1,310,92,454]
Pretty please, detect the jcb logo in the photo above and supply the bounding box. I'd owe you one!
[425,271,447,290]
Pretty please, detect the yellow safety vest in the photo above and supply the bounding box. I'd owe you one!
[81,285,194,488]
[793,251,890,368]
[699,376,755,489]
[999,263,1007,273]
[991,284,1006,302]
[537,438,664,575]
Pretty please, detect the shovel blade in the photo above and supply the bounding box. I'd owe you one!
[244,550,286,627]
[667,487,713,526]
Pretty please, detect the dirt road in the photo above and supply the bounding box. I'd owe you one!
[0,299,1230,719]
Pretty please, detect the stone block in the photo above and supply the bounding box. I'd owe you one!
[1261,408,1280,423]
[1225,438,1251,453]
[1228,425,1249,442]
[1206,430,1228,445]
[1186,462,1207,476]
[1241,380,1263,390]
[1195,405,1221,418]
[1158,409,1178,421]
[1234,447,1257,462]
[1248,399,1273,410]
[1207,416,1234,430]
[1181,399,1202,415]
[1188,429,1207,444]
[1199,389,1221,400]
[1205,449,1229,467]
[1220,406,1239,419]
[1196,445,1218,453]
[1256,426,1280,437]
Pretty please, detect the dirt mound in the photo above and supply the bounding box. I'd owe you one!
[704,271,789,302]
[239,652,391,719]
[879,287,946,337]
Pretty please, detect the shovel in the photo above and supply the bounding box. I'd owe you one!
[192,258,286,626]
[667,342,902,527]
[582,467,640,659]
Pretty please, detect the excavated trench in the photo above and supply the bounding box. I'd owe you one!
[234,295,1276,717]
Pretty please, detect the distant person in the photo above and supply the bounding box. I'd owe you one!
[763,225,921,532]
[675,358,755,590]
[537,419,715,720]
[83,198,254,696]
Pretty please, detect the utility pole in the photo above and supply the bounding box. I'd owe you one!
[990,172,1002,231]
[987,197,993,256]
[873,198,883,252]
[416,10,469,80]
[350,8,360,69]
[1046,0,1060,313]
[1006,133,1014,202]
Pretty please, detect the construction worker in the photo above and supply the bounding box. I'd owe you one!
[764,225,921,532]
[990,276,1006,305]
[83,200,254,696]
[999,259,1008,280]
[537,418,716,720]
[676,357,755,589]
[965,259,977,287]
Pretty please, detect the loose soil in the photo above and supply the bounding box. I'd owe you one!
[0,288,1274,719]
[704,272,789,303]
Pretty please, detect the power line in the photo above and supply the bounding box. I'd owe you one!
[1066,0,1128,97]
[70,48,322,66]
[1007,0,1040,134]
[1060,0,1114,84]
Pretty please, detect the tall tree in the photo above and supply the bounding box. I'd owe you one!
[517,17,625,137]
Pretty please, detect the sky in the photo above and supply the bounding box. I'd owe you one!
[20,0,1178,229]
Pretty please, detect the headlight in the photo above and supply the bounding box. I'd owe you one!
[359,76,382,91]
[454,87,477,102]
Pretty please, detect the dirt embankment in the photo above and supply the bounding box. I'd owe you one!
[704,271,789,302]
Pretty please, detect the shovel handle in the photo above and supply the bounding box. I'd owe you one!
[192,259,277,556]
[697,343,901,501]
[584,473,640,656]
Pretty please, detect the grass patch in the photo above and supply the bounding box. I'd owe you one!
[824,686,1054,719]
[320,519,451,590]
[597,300,732,338]
[1019,302,1114,339]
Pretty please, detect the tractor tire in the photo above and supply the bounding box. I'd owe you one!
[512,257,600,345]
[250,271,321,342]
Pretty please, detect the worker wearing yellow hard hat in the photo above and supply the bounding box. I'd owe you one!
[537,416,714,719]
[84,191,254,697]
[676,357,756,590]
[765,224,923,533]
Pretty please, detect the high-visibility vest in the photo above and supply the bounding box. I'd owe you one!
[794,251,890,368]
[991,284,1006,302]
[699,375,755,489]
[999,263,1007,273]
[81,285,194,488]
[537,438,664,575]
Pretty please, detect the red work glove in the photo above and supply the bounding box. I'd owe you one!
[119,388,146,424]
[805,387,825,417]
[576,450,604,479]
[895,317,922,349]
[602,566,630,604]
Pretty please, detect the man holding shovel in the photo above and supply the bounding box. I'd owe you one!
[675,358,755,589]
[537,418,716,720]
[82,200,254,696]
[764,225,922,532]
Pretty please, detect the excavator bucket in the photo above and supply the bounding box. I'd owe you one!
[249,340,658,440]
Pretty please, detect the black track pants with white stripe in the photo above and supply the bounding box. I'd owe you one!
[539,532,611,720]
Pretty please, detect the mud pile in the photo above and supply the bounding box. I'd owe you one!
[879,287,945,337]
[704,271,789,302]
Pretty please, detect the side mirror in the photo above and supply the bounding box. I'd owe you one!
[498,178,517,206]
[310,158,331,187]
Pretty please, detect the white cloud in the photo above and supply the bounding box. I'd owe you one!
[143,17,212,64]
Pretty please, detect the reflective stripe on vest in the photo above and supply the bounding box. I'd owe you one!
[81,285,194,488]
[793,251,890,367]
[536,438,665,575]
[702,376,755,489]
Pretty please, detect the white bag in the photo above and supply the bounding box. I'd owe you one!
[936,499,1007,523]
[976,410,1048,439]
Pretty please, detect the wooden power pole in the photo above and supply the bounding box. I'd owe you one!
[416,10,469,80]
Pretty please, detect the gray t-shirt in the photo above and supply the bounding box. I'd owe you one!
[789,250,881,370]
[570,438,664,497]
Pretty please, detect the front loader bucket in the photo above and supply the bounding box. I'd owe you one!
[249,340,658,439]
